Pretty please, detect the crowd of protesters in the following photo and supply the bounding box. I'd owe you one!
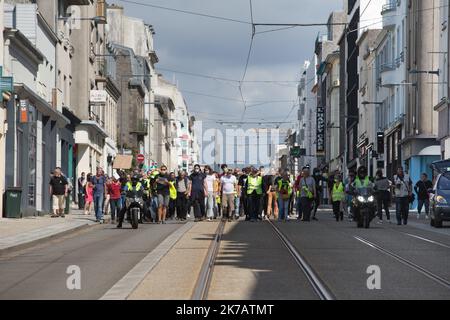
[50,162,434,226]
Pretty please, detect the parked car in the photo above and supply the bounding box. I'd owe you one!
[429,160,450,228]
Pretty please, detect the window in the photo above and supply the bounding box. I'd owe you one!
[16,129,23,187]
[28,105,37,207]
[438,176,450,190]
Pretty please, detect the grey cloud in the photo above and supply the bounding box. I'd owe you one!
[119,0,343,128]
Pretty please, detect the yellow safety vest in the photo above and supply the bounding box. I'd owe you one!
[278,179,292,199]
[150,171,160,179]
[332,182,345,202]
[247,176,263,195]
[169,181,177,200]
[355,176,370,189]
[126,182,142,192]
[301,179,314,199]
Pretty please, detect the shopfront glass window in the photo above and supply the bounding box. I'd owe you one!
[28,105,37,207]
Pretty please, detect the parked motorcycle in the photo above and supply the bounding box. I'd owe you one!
[353,187,376,229]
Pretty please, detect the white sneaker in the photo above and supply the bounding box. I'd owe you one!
[425,215,429,220]
[417,214,420,219]
[377,220,383,224]
[187,214,191,218]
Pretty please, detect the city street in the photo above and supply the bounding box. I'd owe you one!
[1,210,449,300]
[1,0,450,304]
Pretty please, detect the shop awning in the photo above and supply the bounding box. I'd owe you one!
[113,155,133,169]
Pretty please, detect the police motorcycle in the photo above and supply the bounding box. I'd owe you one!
[121,175,145,229]
[351,167,376,229]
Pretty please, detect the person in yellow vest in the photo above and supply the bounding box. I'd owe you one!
[245,167,264,222]
[168,172,177,220]
[276,171,293,222]
[331,174,345,222]
[117,175,144,228]
[141,172,152,222]
[299,166,316,222]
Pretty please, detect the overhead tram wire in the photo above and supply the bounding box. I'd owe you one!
[157,67,299,84]
[239,0,255,122]
[181,89,297,105]
[118,0,251,25]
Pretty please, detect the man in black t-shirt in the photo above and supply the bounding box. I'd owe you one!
[238,167,249,218]
[49,168,68,218]
[414,173,433,219]
[77,172,86,209]
[156,165,171,224]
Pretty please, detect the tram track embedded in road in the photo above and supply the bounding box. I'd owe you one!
[354,235,450,290]
[191,220,226,300]
[267,220,335,300]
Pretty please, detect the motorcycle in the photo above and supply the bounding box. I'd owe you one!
[125,195,144,229]
[352,187,376,229]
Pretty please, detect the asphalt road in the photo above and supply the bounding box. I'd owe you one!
[208,222,319,300]
[0,221,183,300]
[276,212,450,300]
[1,210,449,300]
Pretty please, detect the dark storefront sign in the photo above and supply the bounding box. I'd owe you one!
[317,105,325,155]
[386,127,402,179]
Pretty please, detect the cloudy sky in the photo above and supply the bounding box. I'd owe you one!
[118,0,342,125]
[117,0,343,165]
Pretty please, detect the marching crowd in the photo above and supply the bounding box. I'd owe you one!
[49,162,434,227]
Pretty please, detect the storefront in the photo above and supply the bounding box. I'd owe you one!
[385,125,403,180]
[5,85,69,216]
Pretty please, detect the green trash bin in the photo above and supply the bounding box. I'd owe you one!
[5,187,22,218]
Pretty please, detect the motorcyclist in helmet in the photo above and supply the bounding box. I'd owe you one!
[117,174,145,228]
[349,166,375,215]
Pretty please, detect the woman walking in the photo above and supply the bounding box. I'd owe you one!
[108,177,122,224]
[204,166,217,221]
[84,174,94,215]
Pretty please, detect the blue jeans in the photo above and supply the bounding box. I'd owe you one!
[94,194,104,221]
[109,199,122,220]
[395,197,409,225]
[278,198,290,221]
[235,196,240,216]
[417,198,430,215]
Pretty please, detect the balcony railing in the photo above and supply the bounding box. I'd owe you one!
[130,119,149,135]
[380,62,396,72]
[381,1,398,14]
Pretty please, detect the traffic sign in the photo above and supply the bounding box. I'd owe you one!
[137,154,145,163]
[290,146,306,158]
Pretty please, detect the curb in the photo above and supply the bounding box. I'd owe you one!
[0,218,109,256]
[100,222,195,300]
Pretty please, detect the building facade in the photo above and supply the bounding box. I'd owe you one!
[403,0,440,188]
[434,0,450,160]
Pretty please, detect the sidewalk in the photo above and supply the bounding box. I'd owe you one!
[0,205,110,254]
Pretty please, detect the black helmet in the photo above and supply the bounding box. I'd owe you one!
[357,166,368,175]
[131,174,140,184]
